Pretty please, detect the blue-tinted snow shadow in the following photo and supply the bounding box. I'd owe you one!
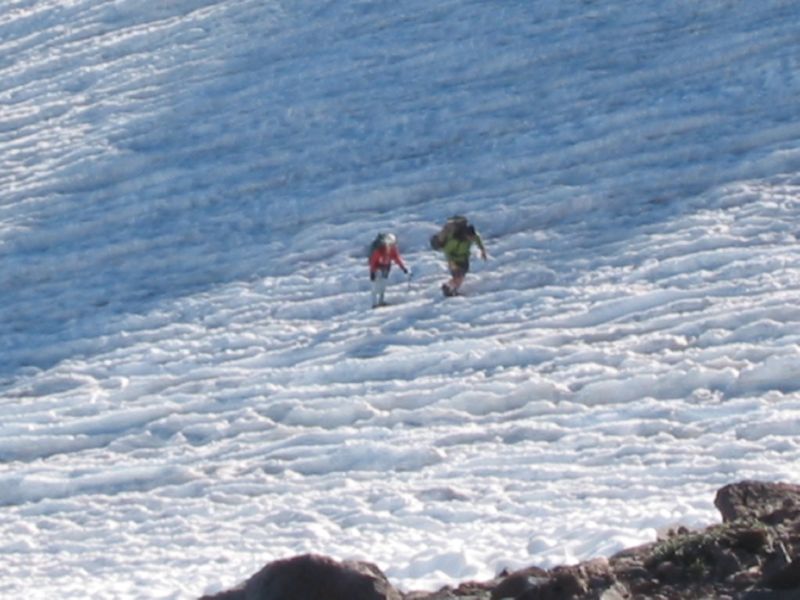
[3,0,798,384]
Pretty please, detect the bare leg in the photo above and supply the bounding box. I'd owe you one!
[449,273,465,294]
[444,260,466,296]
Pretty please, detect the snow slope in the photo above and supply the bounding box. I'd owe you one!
[1,1,800,598]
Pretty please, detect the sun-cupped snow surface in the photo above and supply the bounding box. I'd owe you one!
[2,0,800,598]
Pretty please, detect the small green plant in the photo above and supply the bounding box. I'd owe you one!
[650,530,712,566]
[648,518,772,576]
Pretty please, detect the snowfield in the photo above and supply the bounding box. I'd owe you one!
[1,1,800,598]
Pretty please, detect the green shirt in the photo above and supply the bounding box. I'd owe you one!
[442,234,485,263]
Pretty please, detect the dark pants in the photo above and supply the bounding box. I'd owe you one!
[447,258,469,278]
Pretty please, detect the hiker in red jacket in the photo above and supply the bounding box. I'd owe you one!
[368,233,409,308]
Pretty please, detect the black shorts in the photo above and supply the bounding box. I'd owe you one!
[448,258,469,278]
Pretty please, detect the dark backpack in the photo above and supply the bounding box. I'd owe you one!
[430,216,469,250]
[368,233,386,257]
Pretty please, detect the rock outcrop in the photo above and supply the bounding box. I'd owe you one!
[200,480,800,600]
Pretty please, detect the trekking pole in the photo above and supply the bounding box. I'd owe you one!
[407,271,412,292]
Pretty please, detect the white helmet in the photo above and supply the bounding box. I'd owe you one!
[382,233,397,247]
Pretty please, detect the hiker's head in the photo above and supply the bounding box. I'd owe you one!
[466,225,476,238]
[382,233,397,248]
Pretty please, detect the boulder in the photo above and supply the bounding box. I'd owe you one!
[200,553,401,600]
[714,480,800,523]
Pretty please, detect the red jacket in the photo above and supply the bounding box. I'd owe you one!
[369,245,406,275]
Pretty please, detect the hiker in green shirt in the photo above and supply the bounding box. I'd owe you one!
[434,217,487,297]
